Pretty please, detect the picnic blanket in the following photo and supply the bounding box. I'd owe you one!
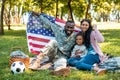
[99,57,120,73]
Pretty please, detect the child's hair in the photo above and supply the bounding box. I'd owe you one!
[75,31,84,44]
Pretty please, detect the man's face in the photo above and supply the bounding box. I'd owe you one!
[65,22,75,36]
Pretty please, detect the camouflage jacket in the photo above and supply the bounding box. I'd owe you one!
[38,14,77,58]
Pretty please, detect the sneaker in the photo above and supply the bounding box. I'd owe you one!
[50,67,71,77]
[28,59,41,70]
[28,64,41,70]
[97,69,107,76]
[70,67,78,70]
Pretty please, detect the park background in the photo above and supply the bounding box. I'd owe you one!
[0,0,120,80]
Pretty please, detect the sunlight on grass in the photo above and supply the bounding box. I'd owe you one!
[4,26,26,30]
[25,68,33,74]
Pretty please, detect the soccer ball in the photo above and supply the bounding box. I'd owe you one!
[10,61,26,74]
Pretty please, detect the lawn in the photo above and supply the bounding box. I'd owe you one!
[0,25,120,80]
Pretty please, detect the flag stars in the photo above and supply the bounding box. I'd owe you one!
[40,25,42,27]
[27,30,30,33]
[49,34,52,36]
[37,32,40,34]
[27,25,29,28]
[32,30,35,33]
[29,28,32,30]
[43,28,46,31]
[37,27,40,29]
[29,18,32,21]
[35,29,37,31]
[49,29,51,32]
[51,32,54,35]
[40,30,43,32]
[27,13,56,37]
[46,31,48,33]
[43,33,46,35]
[33,17,36,20]
[30,23,32,26]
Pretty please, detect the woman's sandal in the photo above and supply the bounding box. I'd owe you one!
[97,69,107,76]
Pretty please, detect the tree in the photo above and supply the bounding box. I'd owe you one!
[55,0,58,18]
[91,0,112,21]
[68,0,74,21]
[0,0,6,35]
[85,0,91,19]
[4,0,11,30]
[112,0,120,22]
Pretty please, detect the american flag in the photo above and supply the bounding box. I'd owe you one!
[26,13,80,54]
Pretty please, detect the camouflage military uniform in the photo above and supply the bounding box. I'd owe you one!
[37,14,77,70]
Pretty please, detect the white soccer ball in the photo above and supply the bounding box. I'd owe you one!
[10,61,26,74]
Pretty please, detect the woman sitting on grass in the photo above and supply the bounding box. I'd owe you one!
[71,19,107,75]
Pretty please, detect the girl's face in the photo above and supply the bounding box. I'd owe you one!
[76,35,84,45]
[80,21,89,32]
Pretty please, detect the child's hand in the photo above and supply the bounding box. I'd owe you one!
[75,50,80,55]
[75,50,83,55]
[75,55,80,58]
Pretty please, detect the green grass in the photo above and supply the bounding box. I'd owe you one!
[0,29,120,80]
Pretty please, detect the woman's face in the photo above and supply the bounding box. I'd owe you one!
[80,21,89,32]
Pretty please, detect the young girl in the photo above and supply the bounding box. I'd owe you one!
[68,32,87,66]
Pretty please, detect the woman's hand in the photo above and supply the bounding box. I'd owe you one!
[93,24,97,30]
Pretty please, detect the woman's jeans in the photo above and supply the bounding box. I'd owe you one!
[75,53,100,71]
[67,57,81,66]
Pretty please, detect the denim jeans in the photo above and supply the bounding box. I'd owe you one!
[75,52,100,71]
[67,57,81,66]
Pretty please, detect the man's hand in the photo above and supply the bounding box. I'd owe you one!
[32,11,39,16]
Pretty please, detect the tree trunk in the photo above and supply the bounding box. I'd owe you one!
[19,3,23,17]
[3,0,11,30]
[0,0,6,35]
[85,0,91,19]
[60,7,63,20]
[117,12,120,23]
[68,0,74,21]
[8,0,11,30]
[55,0,58,18]
[40,0,43,13]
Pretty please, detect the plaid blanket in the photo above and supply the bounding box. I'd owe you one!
[99,57,120,72]
[10,50,28,58]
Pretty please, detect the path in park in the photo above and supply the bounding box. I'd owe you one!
[4,22,120,30]
[97,22,120,30]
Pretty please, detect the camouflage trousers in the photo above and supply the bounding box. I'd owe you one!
[40,40,67,70]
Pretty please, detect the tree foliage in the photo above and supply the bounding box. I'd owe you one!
[0,0,120,35]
